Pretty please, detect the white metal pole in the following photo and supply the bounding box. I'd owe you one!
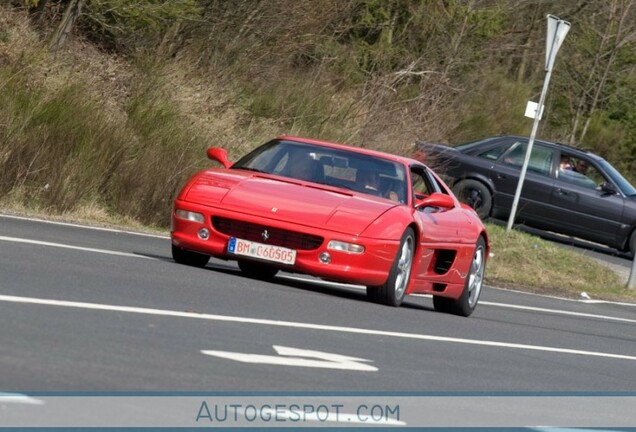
[628,255,636,289]
[506,15,569,232]
[506,69,552,232]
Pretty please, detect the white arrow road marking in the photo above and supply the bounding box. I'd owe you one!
[0,236,155,260]
[201,345,378,371]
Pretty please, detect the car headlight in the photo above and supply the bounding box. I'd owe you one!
[327,240,365,254]
[175,209,205,224]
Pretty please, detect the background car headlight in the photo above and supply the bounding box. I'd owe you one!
[175,209,205,224]
[327,240,365,254]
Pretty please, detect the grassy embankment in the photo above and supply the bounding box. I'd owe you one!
[0,5,632,302]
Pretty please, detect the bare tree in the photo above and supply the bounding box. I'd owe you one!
[567,0,636,144]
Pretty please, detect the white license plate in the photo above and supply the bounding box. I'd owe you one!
[227,237,296,265]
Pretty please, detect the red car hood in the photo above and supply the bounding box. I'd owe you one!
[183,171,396,235]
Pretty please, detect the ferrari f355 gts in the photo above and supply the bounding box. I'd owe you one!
[171,136,489,316]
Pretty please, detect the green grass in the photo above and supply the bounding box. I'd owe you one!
[485,223,635,302]
[0,61,211,227]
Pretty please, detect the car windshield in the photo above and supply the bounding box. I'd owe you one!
[597,159,636,196]
[232,139,408,203]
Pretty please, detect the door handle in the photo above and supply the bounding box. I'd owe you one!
[555,188,569,195]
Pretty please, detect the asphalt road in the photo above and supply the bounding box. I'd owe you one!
[2,213,636,393]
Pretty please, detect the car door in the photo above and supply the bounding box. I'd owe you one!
[489,140,556,225]
[409,166,472,280]
[547,157,625,245]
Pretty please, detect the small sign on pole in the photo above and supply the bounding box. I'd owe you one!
[524,101,544,120]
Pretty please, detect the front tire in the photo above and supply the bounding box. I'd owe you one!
[433,236,486,317]
[172,244,210,268]
[238,260,279,280]
[452,179,492,219]
[367,227,415,307]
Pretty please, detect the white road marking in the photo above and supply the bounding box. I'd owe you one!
[202,345,378,371]
[1,234,633,325]
[282,275,636,324]
[1,294,636,362]
[479,301,636,324]
[487,285,636,306]
[0,213,168,238]
[0,393,44,405]
[0,236,155,260]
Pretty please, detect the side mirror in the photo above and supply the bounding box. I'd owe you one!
[600,181,618,195]
[414,192,455,210]
[207,147,232,168]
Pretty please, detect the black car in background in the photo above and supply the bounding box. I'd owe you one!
[415,135,636,256]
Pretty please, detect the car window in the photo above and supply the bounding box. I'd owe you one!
[477,142,510,161]
[557,155,604,189]
[597,159,636,196]
[410,167,439,200]
[500,142,554,176]
[455,137,499,152]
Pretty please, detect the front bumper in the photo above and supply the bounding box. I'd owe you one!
[170,200,399,286]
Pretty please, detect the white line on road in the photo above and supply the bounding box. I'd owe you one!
[0,213,168,238]
[0,236,156,260]
[281,275,636,322]
[479,301,636,324]
[1,294,635,362]
[2,233,634,325]
[0,393,44,405]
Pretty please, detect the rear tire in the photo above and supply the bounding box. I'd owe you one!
[433,236,486,317]
[238,260,279,280]
[172,244,210,268]
[629,230,636,258]
[452,180,492,219]
[366,227,415,307]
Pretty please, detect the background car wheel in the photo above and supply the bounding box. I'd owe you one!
[366,227,415,307]
[629,230,636,257]
[172,244,210,268]
[433,236,486,317]
[238,260,279,280]
[452,179,492,219]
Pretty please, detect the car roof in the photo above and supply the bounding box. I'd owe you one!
[278,135,423,167]
[469,135,605,162]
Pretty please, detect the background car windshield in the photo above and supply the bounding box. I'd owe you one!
[232,140,408,202]
[597,159,636,196]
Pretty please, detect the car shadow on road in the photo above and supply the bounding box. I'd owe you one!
[270,274,370,303]
[165,257,450,312]
[257,273,436,311]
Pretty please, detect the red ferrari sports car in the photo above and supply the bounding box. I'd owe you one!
[171,136,489,316]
